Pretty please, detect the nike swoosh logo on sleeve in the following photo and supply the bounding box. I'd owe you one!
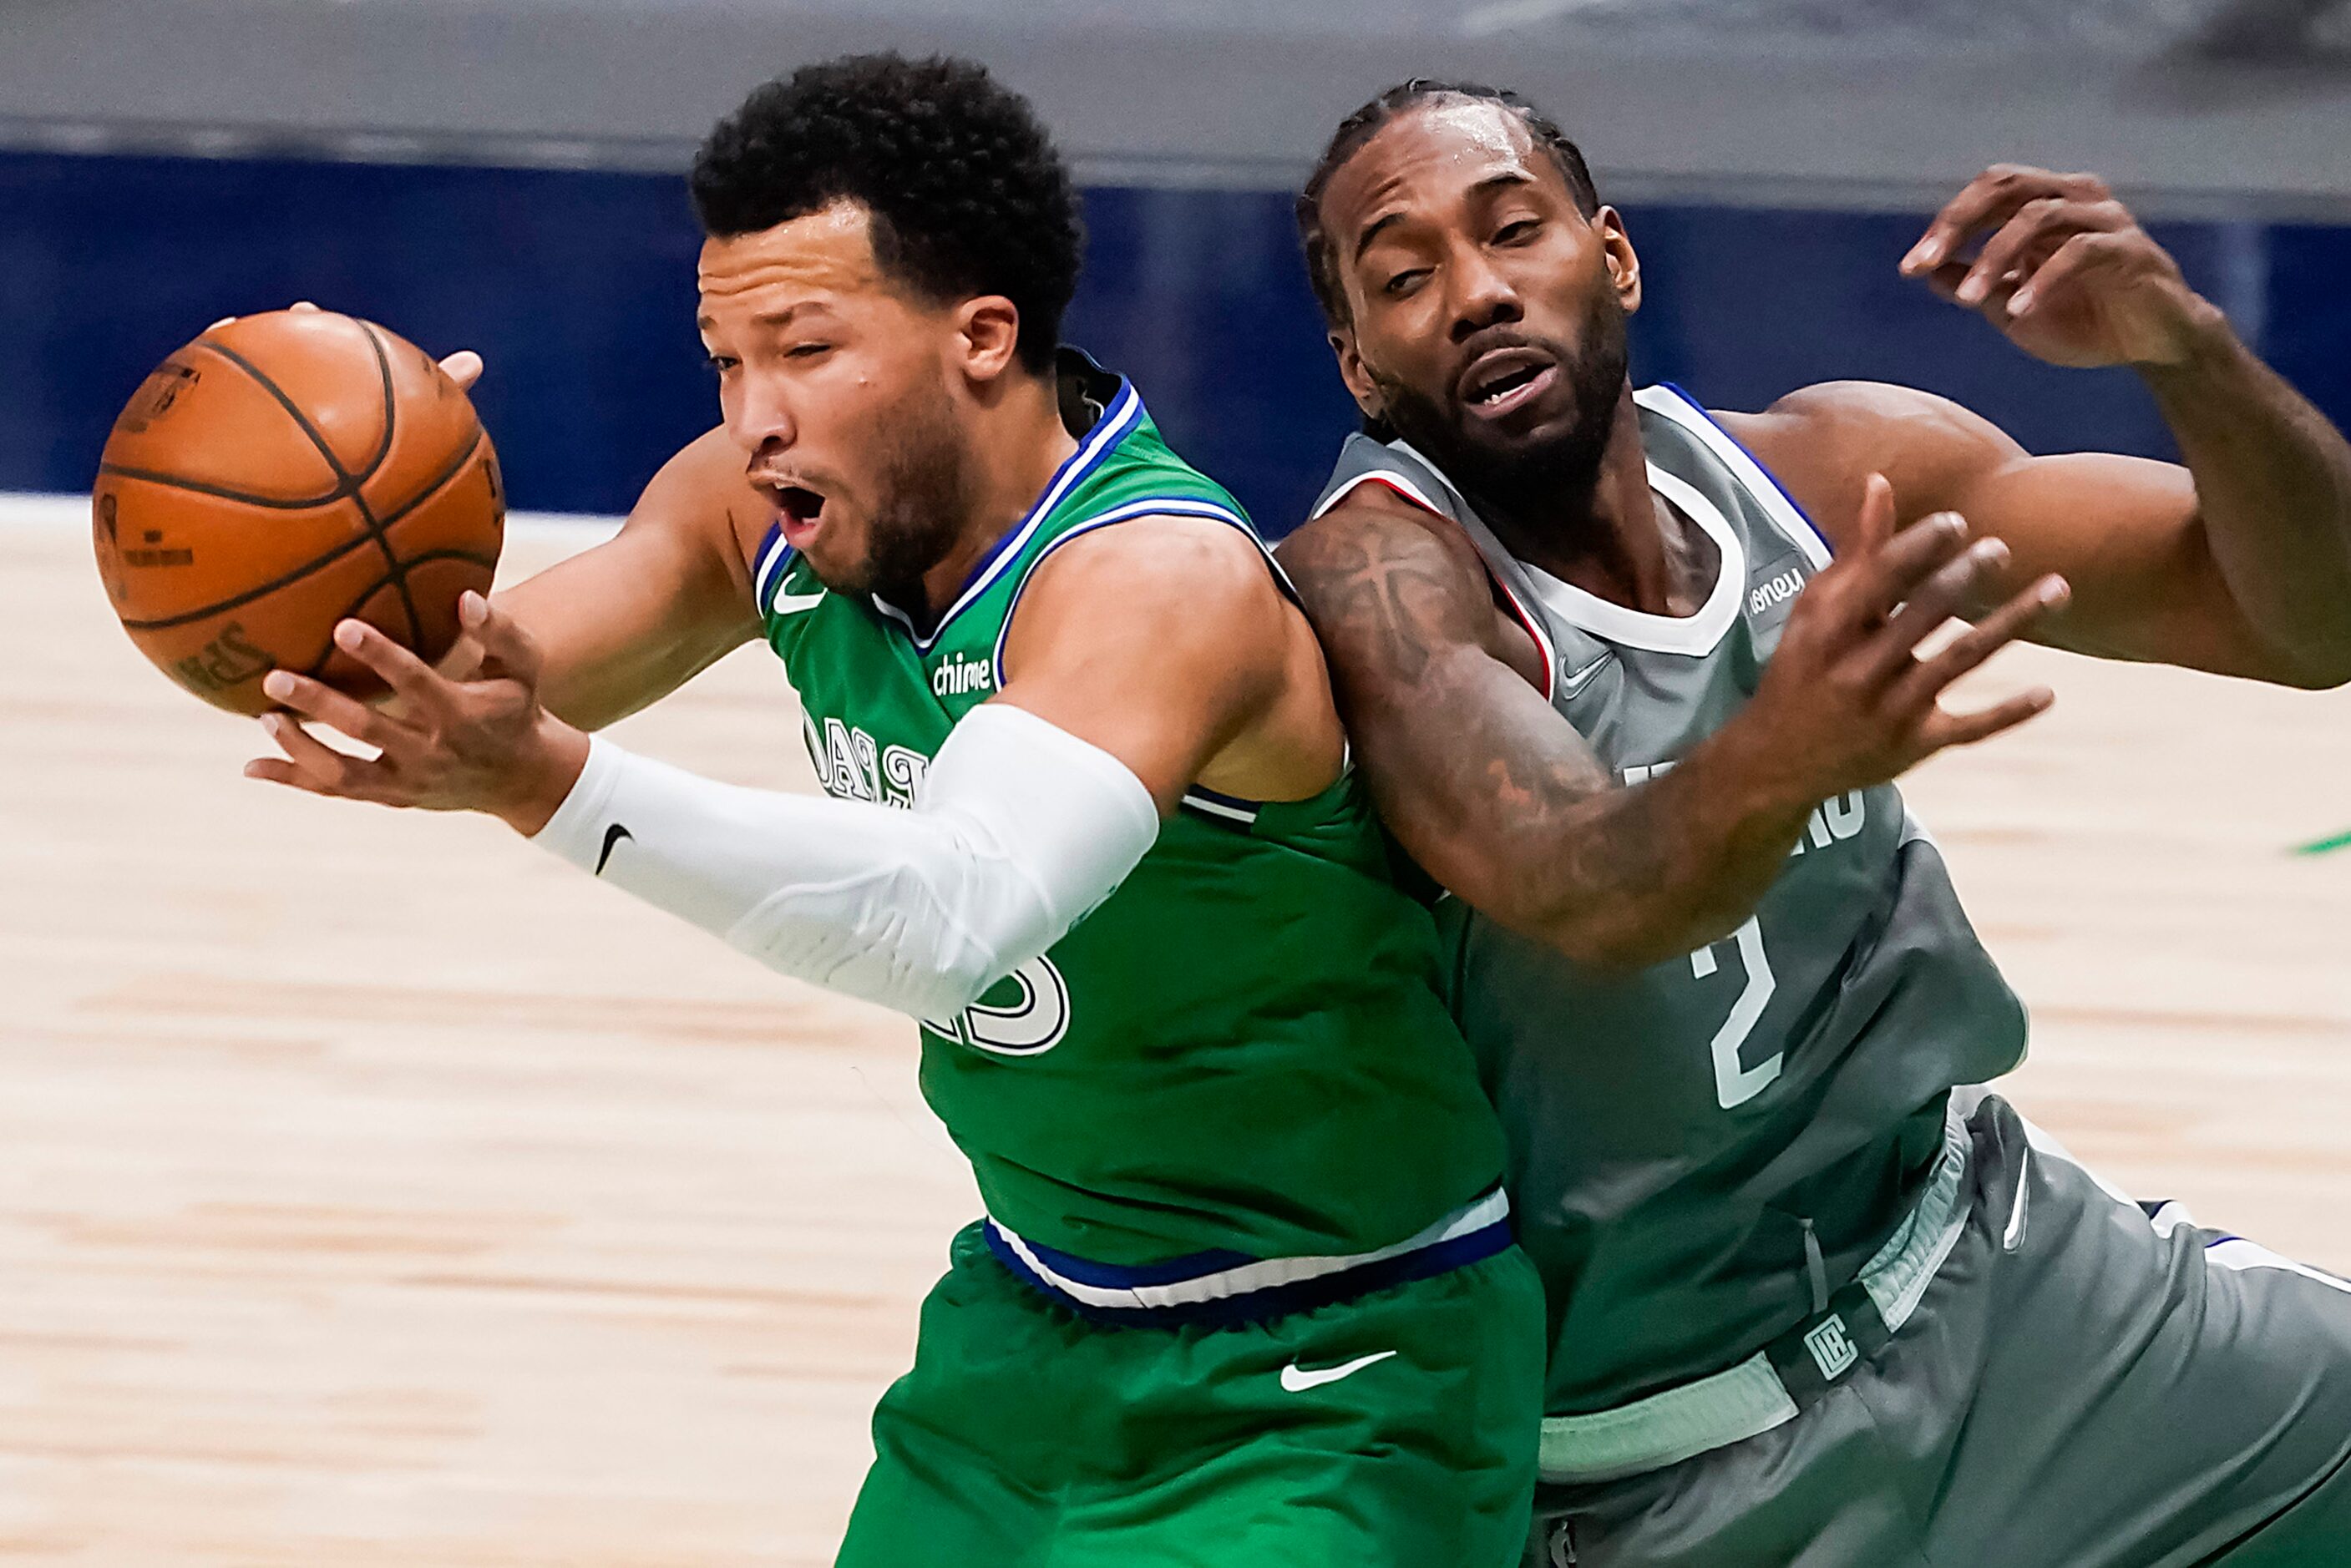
[595,823,633,876]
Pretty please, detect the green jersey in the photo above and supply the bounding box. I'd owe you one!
[755,353,1504,1273]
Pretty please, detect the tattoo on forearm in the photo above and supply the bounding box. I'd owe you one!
[1287,511,1754,954]
[1475,744,1668,899]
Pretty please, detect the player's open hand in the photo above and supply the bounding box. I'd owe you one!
[1899,165,2217,368]
[1739,474,2068,802]
[244,591,588,835]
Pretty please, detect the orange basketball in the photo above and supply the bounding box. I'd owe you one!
[93,308,504,716]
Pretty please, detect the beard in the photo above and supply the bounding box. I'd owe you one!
[819,374,978,614]
[1372,286,1630,526]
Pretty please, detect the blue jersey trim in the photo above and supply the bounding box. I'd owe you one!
[983,1214,1513,1329]
[751,520,794,611]
[1656,382,1836,561]
[871,377,1145,652]
[985,493,1257,680]
[1015,1237,1258,1289]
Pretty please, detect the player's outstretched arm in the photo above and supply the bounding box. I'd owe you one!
[1747,164,2351,689]
[461,427,765,731]
[243,511,1308,1019]
[1279,480,2065,972]
[239,521,1320,1027]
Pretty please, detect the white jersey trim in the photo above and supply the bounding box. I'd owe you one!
[871,379,1145,652]
[2011,1100,2351,1296]
[752,524,794,609]
[986,1185,1510,1313]
[1512,460,1748,658]
[987,494,1257,684]
[1636,384,1835,570]
[1318,427,1755,663]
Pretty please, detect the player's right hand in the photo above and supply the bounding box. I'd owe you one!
[1733,473,2068,804]
[243,591,589,836]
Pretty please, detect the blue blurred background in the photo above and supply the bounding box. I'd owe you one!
[10,149,2350,536]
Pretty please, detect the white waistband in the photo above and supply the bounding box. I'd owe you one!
[1539,1100,1974,1485]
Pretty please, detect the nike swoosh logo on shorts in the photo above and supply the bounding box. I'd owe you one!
[772,587,828,615]
[595,822,632,876]
[1279,1350,1398,1393]
[1558,652,1613,698]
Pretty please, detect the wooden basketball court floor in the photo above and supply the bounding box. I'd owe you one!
[3,493,2348,1564]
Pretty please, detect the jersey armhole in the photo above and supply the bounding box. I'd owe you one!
[987,494,1279,683]
[1313,468,1558,702]
[989,497,1322,829]
[1312,468,1449,522]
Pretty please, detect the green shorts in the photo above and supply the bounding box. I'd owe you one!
[837,1222,1545,1568]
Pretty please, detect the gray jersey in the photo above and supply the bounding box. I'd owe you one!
[1314,385,2029,1414]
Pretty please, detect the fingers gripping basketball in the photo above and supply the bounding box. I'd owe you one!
[93,308,504,716]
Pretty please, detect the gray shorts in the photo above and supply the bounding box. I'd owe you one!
[1528,1091,2351,1566]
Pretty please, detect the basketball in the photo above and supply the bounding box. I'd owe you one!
[92,308,504,716]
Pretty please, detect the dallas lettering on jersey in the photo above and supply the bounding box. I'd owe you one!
[1624,760,1866,857]
[803,714,929,808]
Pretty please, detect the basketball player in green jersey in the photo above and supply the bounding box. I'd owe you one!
[1283,82,2351,1565]
[239,55,1548,1566]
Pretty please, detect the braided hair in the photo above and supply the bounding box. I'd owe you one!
[692,53,1083,375]
[1295,78,1601,333]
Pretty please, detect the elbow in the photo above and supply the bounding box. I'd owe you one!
[2242,610,2351,689]
[745,924,1006,1024]
[904,953,1006,1023]
[2257,642,2351,690]
[2278,657,2351,692]
[724,850,1030,1023]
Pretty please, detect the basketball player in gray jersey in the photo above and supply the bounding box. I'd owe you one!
[1282,81,2351,1565]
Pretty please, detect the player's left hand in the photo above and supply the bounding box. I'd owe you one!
[1899,164,2219,368]
[207,301,484,392]
[243,591,588,835]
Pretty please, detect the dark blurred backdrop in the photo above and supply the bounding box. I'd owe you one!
[8,150,2348,535]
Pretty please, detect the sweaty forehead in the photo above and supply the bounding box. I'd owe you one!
[1326,100,1547,240]
[697,200,886,315]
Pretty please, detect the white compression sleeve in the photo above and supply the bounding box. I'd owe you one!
[531,703,1161,1022]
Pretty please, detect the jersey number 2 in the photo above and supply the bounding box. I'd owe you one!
[1691,916,1780,1108]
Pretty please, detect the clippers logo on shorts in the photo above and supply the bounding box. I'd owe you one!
[1804,1313,1860,1382]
